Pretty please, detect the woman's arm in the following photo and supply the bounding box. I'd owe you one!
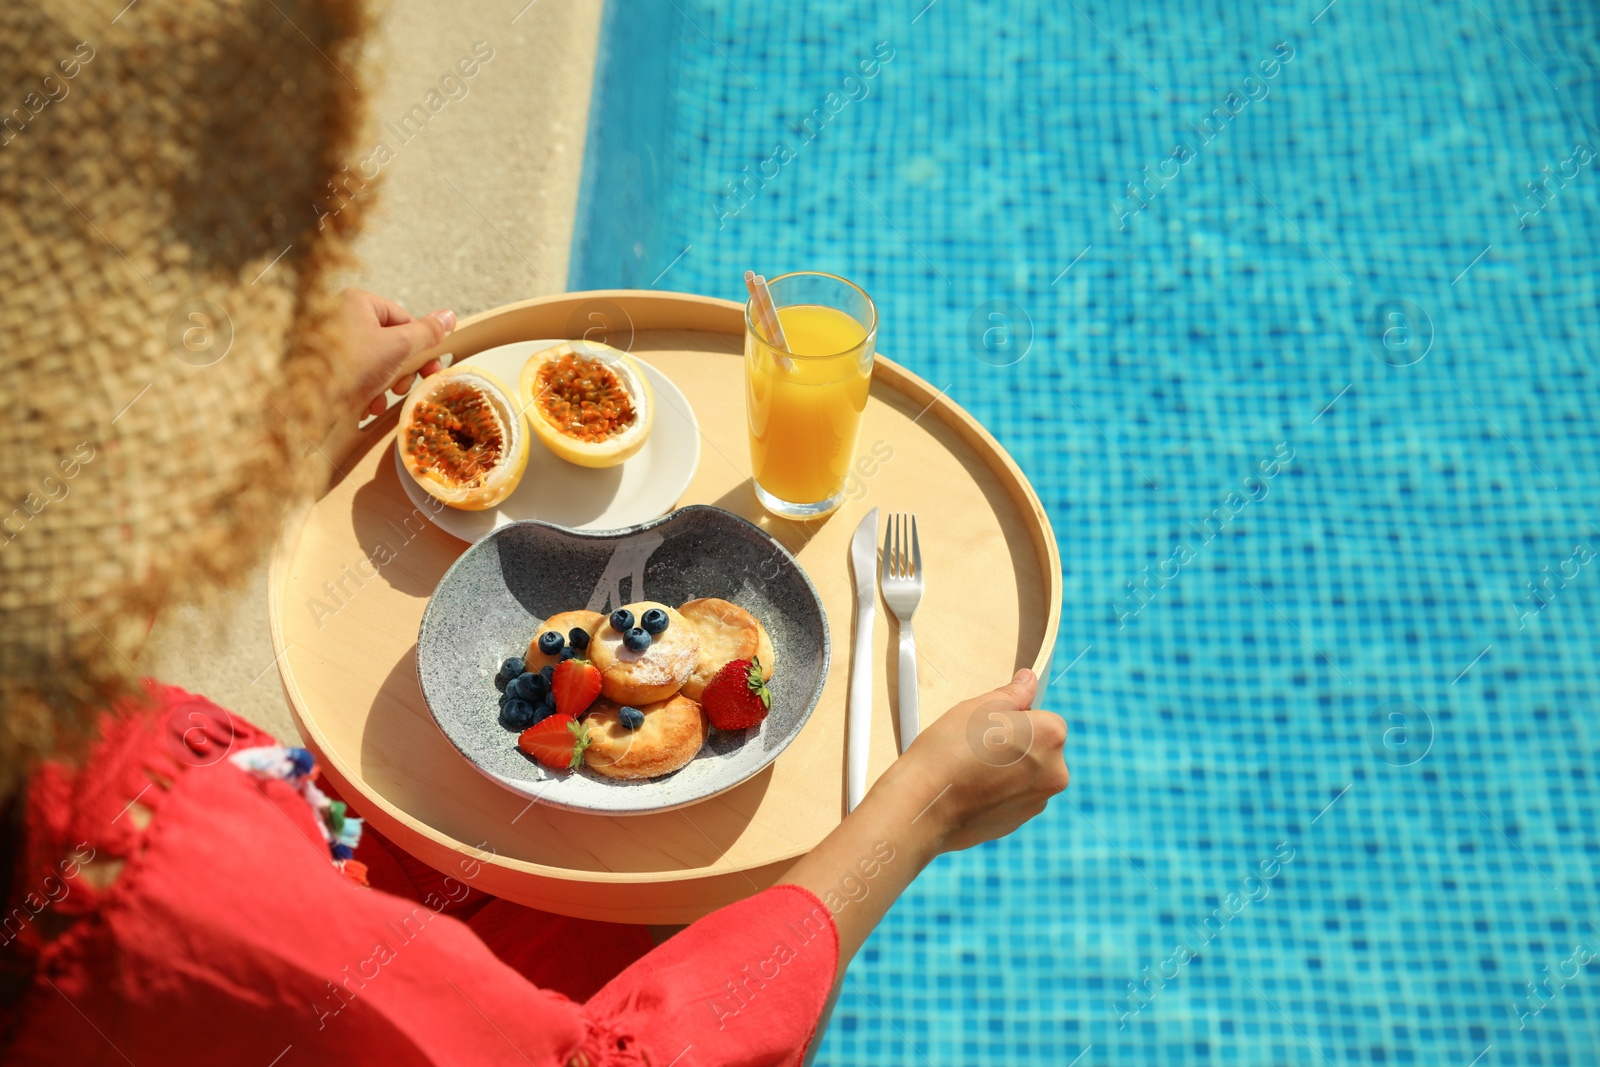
[781,668,1068,979]
[579,670,1066,1063]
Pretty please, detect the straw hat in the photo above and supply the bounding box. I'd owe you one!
[0,0,373,791]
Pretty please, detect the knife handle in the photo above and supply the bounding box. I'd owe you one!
[897,623,919,752]
[846,597,875,812]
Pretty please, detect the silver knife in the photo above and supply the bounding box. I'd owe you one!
[846,507,879,813]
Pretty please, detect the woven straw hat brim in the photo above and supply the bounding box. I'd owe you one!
[0,0,374,790]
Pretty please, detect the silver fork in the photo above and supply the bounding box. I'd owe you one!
[880,513,924,753]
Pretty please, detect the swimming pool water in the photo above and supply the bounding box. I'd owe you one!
[571,1,1600,1063]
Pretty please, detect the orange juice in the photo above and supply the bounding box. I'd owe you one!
[746,304,872,507]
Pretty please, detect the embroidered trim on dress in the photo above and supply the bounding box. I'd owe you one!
[229,746,369,887]
[565,1014,651,1067]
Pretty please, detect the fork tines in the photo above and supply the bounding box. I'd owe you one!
[882,513,921,581]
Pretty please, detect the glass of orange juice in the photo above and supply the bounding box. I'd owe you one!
[744,272,877,519]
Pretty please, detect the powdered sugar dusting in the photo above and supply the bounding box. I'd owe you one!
[594,604,700,686]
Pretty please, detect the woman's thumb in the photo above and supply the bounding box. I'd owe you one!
[989,668,1038,710]
[392,309,455,359]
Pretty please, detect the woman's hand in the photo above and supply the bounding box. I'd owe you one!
[319,288,457,475]
[780,669,1067,979]
[894,668,1069,852]
[336,288,455,418]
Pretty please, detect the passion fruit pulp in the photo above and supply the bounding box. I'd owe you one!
[398,365,529,510]
[519,340,654,468]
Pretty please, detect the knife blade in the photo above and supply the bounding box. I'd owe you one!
[846,507,879,813]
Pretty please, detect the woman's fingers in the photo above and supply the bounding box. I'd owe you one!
[362,314,456,416]
[386,356,446,400]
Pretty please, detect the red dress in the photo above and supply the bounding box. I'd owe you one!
[0,685,837,1065]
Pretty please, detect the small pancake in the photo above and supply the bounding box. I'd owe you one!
[525,609,605,672]
[583,695,708,780]
[589,601,699,705]
[679,597,767,700]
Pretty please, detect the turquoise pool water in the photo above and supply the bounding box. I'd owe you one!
[571,1,1600,1063]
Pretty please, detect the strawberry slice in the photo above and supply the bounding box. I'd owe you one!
[701,656,772,731]
[550,658,602,717]
[517,713,591,771]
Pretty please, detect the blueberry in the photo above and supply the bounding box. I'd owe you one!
[530,704,557,726]
[500,699,538,730]
[511,671,546,701]
[640,608,669,635]
[494,672,509,693]
[542,689,557,709]
[501,656,526,679]
[540,665,555,683]
[623,626,651,652]
[498,691,511,707]
[568,627,590,651]
[619,705,645,730]
[609,609,635,633]
[559,646,577,661]
[537,631,564,656]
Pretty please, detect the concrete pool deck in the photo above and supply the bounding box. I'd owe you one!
[139,0,604,741]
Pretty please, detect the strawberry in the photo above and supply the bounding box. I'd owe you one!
[550,658,602,717]
[701,657,771,731]
[517,713,591,771]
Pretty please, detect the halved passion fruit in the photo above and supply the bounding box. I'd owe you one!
[518,340,654,468]
[398,365,529,510]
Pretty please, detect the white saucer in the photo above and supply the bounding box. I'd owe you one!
[394,339,701,542]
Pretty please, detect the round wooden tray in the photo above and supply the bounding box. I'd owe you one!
[269,290,1061,924]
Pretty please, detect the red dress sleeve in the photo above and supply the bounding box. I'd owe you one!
[0,686,837,1067]
[580,885,839,1065]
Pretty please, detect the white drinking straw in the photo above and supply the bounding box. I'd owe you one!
[744,270,794,370]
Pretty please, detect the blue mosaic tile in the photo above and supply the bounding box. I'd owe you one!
[573,1,1600,1063]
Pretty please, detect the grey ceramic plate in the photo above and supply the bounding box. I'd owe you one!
[416,505,830,814]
